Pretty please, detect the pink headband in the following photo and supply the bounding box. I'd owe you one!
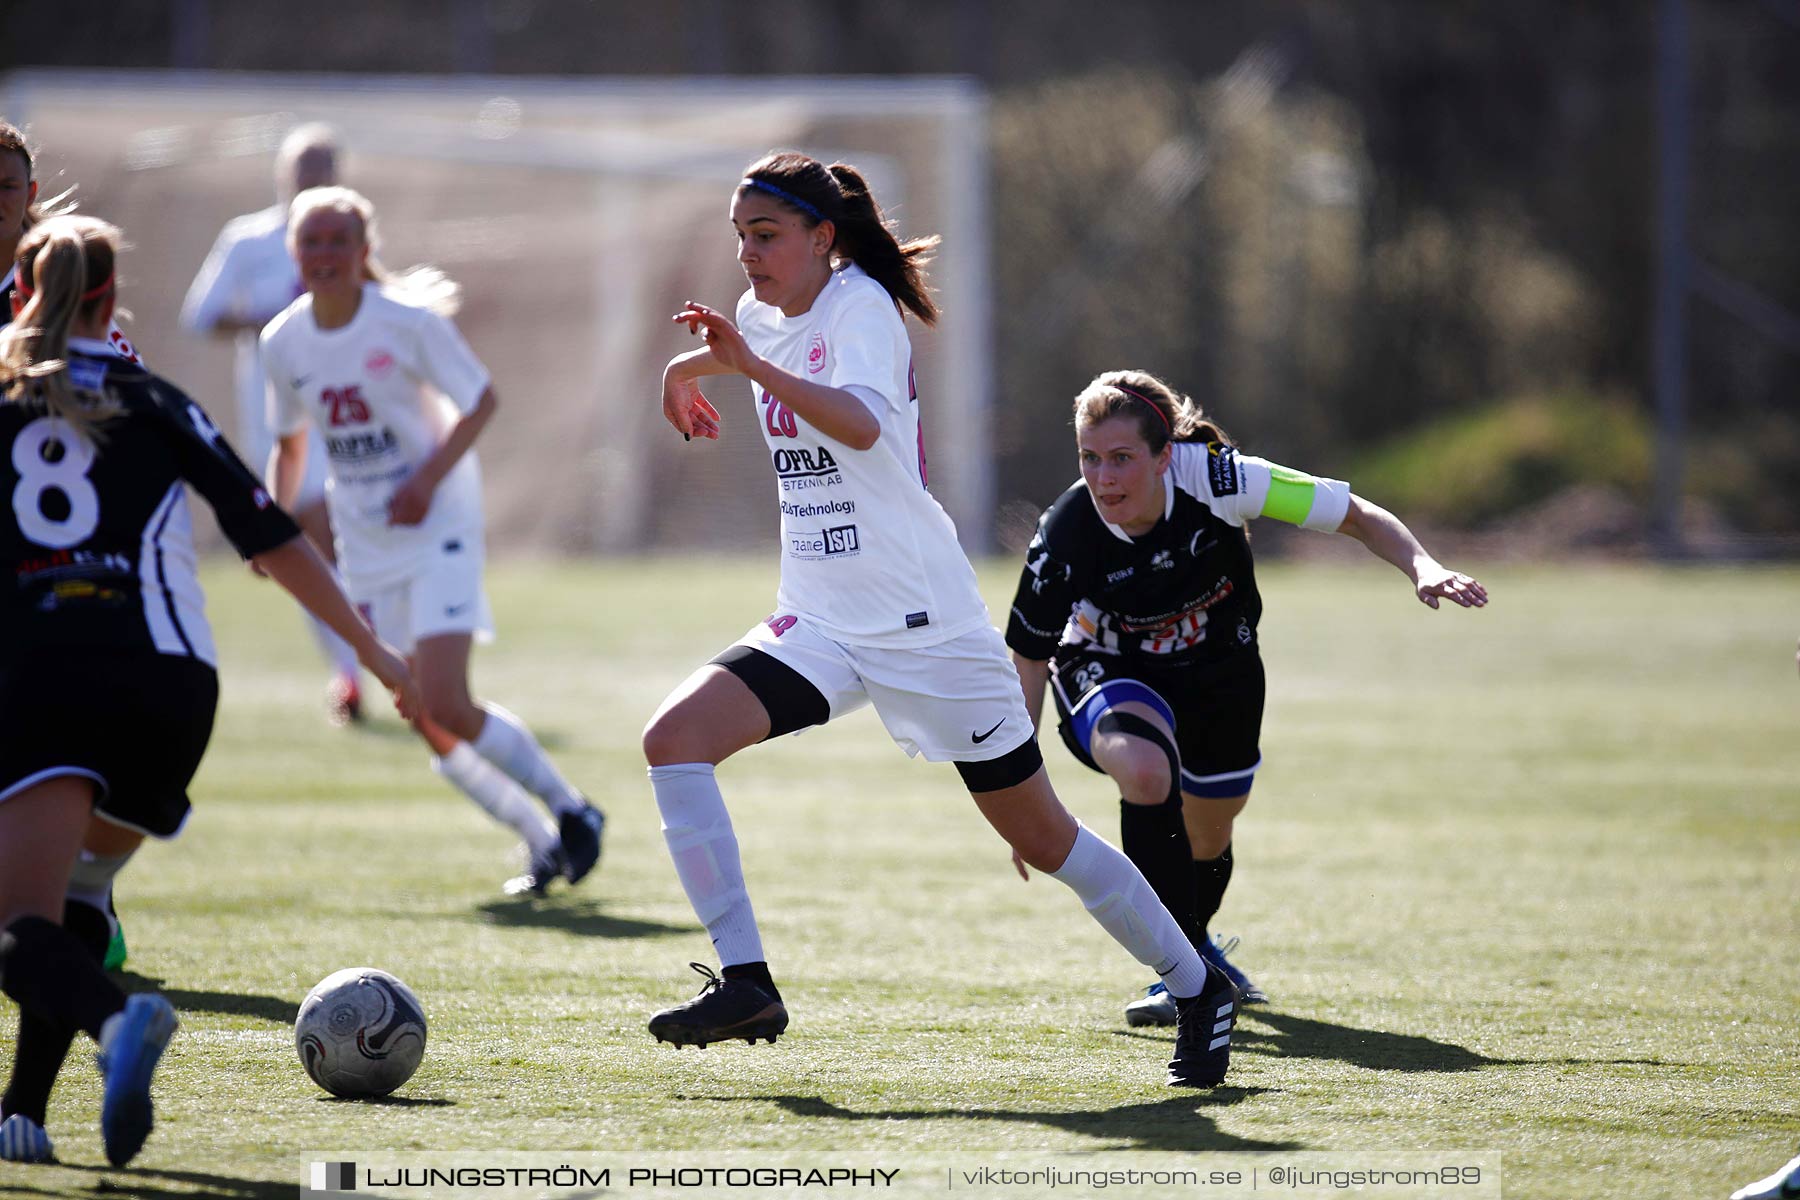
[1112,385,1172,436]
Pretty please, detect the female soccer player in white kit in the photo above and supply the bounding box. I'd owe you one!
[644,151,1236,1087]
[180,124,361,723]
[261,186,603,896]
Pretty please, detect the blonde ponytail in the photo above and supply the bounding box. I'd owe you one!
[0,215,121,436]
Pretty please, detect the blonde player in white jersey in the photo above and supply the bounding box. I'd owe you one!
[260,186,603,896]
[643,150,1237,1087]
[180,124,361,723]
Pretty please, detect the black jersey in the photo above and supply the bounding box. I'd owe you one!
[2,340,300,664]
[1006,441,1352,667]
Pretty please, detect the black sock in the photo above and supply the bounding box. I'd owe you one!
[0,915,126,1041]
[1120,799,1204,951]
[721,961,782,1005]
[1192,842,1234,942]
[0,902,111,1126]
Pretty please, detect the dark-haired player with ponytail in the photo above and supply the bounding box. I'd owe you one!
[0,214,417,1166]
[644,152,1240,1088]
[1006,369,1486,1026]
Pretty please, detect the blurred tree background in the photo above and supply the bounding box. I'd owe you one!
[6,0,1796,554]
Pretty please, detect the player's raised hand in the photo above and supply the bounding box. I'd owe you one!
[661,370,721,441]
[674,301,757,376]
[1415,563,1488,610]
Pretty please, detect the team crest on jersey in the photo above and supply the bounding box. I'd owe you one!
[365,349,396,378]
[806,331,827,375]
[1207,442,1239,496]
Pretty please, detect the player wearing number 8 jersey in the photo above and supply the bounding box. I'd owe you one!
[644,151,1238,1087]
[0,215,418,1167]
[261,186,603,897]
[1005,369,1488,1025]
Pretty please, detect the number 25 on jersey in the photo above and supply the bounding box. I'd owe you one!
[322,385,371,427]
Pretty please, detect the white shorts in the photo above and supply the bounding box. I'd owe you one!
[727,616,1034,763]
[351,544,494,657]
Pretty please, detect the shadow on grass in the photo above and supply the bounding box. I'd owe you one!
[42,1162,291,1200]
[1217,1009,1671,1073]
[1206,1008,1498,1073]
[719,1093,1302,1153]
[473,898,691,941]
[112,972,298,1025]
[314,1094,456,1107]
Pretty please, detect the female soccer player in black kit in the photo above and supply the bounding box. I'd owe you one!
[1006,369,1486,1025]
[0,215,416,1166]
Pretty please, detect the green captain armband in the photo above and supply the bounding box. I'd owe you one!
[1260,463,1350,530]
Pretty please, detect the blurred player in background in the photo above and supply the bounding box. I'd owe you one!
[0,214,416,1167]
[644,151,1238,1088]
[1006,368,1486,1025]
[181,124,362,724]
[262,185,604,897]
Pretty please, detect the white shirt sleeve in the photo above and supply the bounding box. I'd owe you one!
[258,329,308,438]
[1168,441,1350,531]
[825,291,906,412]
[180,226,247,333]
[411,308,491,413]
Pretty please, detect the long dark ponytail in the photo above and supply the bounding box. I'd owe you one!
[739,150,939,326]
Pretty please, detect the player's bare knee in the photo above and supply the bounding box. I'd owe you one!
[1115,753,1172,806]
[642,709,701,767]
[423,688,481,740]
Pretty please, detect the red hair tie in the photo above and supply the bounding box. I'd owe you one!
[13,272,114,303]
[1113,385,1172,436]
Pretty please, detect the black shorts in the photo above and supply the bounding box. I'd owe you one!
[0,650,219,839]
[1048,647,1265,798]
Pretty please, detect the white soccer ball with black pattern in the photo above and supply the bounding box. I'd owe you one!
[294,967,428,1098]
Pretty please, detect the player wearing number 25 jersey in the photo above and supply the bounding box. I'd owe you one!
[261,273,487,599]
[260,186,603,898]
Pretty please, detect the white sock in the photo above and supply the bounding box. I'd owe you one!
[649,762,765,967]
[472,703,583,815]
[307,611,360,675]
[1050,824,1208,998]
[433,741,558,855]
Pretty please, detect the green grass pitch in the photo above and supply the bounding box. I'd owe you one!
[2,558,1796,1199]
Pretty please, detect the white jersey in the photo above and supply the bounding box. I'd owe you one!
[736,264,988,648]
[261,283,489,594]
[178,205,306,466]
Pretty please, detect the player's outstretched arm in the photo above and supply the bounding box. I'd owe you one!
[252,535,421,719]
[1335,494,1488,610]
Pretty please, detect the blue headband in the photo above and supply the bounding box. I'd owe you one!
[740,177,826,222]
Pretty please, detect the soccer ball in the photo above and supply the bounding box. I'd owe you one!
[295,968,427,1098]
